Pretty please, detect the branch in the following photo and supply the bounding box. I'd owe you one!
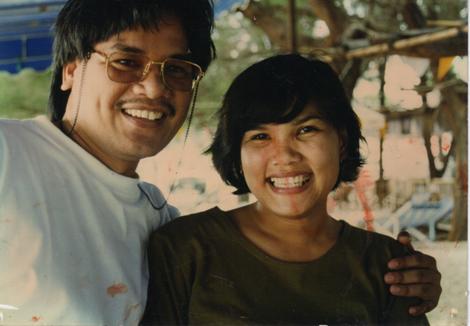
[304,25,468,61]
[238,0,287,49]
[346,26,467,59]
[308,0,348,46]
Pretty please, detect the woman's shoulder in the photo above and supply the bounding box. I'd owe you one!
[148,207,233,247]
[340,221,411,260]
[158,206,230,230]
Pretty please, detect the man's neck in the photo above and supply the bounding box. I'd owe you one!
[57,119,139,178]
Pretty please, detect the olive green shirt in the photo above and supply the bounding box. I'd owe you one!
[142,207,428,325]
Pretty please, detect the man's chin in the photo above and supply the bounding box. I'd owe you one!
[134,144,168,160]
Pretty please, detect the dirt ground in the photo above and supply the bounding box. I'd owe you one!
[415,241,467,326]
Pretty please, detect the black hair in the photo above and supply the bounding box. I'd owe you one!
[208,54,365,195]
[48,0,216,122]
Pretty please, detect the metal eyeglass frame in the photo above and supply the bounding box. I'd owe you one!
[92,50,204,92]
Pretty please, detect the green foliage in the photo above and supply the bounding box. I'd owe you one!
[195,11,275,128]
[257,0,311,10]
[0,12,273,127]
[419,0,468,20]
[2,0,465,124]
[0,68,51,119]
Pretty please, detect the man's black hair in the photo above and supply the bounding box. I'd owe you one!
[48,0,216,122]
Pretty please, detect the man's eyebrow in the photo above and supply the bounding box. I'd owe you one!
[109,43,145,54]
[171,52,193,61]
[109,43,192,60]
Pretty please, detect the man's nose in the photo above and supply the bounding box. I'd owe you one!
[134,64,168,99]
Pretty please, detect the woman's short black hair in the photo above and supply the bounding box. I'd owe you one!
[208,54,365,195]
[48,0,216,122]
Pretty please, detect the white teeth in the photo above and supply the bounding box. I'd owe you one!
[269,175,310,188]
[123,109,163,121]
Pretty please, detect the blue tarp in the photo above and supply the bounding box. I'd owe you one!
[0,0,246,73]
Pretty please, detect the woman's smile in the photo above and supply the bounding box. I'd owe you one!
[267,173,312,190]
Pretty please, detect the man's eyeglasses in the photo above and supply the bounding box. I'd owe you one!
[93,50,204,92]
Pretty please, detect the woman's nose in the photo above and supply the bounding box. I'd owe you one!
[271,141,302,166]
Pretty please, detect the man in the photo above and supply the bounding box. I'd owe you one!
[0,0,214,324]
[0,0,440,324]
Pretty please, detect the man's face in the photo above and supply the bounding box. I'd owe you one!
[61,17,193,177]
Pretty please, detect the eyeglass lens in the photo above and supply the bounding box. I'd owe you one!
[106,52,200,91]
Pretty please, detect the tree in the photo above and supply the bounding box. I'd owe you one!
[235,0,467,240]
[0,69,51,118]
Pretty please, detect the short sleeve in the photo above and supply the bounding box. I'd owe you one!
[383,297,429,325]
[141,228,192,325]
[138,181,181,228]
[164,203,181,223]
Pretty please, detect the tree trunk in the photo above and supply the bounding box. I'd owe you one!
[422,106,455,178]
[441,85,468,241]
[449,140,468,241]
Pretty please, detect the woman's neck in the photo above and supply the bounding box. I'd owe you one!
[231,203,341,262]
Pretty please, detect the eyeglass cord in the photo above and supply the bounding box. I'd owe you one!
[61,54,200,212]
[138,81,200,211]
[63,59,88,136]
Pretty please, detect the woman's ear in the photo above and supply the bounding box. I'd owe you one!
[60,61,79,91]
[338,129,348,160]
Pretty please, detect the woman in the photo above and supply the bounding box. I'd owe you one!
[142,54,430,325]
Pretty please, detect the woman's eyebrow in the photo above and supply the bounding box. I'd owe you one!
[292,114,323,125]
[246,125,268,132]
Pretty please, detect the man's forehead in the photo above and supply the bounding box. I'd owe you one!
[97,24,189,56]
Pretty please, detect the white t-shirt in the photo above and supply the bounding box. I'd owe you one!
[0,116,179,325]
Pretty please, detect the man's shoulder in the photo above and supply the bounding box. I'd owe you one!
[0,117,30,133]
[0,116,44,128]
[0,116,51,142]
[0,118,34,154]
[137,181,181,225]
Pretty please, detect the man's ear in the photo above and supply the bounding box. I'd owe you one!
[60,61,79,91]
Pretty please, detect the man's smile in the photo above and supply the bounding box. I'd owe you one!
[122,109,164,121]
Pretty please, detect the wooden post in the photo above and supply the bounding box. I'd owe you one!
[287,0,297,53]
[345,25,468,60]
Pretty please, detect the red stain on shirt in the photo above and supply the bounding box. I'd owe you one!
[32,316,41,322]
[107,283,128,297]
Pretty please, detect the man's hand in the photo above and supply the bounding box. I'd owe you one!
[385,231,442,316]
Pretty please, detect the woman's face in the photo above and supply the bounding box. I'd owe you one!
[240,102,342,220]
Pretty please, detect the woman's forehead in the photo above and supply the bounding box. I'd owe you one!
[298,101,323,115]
[247,104,327,130]
[286,101,326,123]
